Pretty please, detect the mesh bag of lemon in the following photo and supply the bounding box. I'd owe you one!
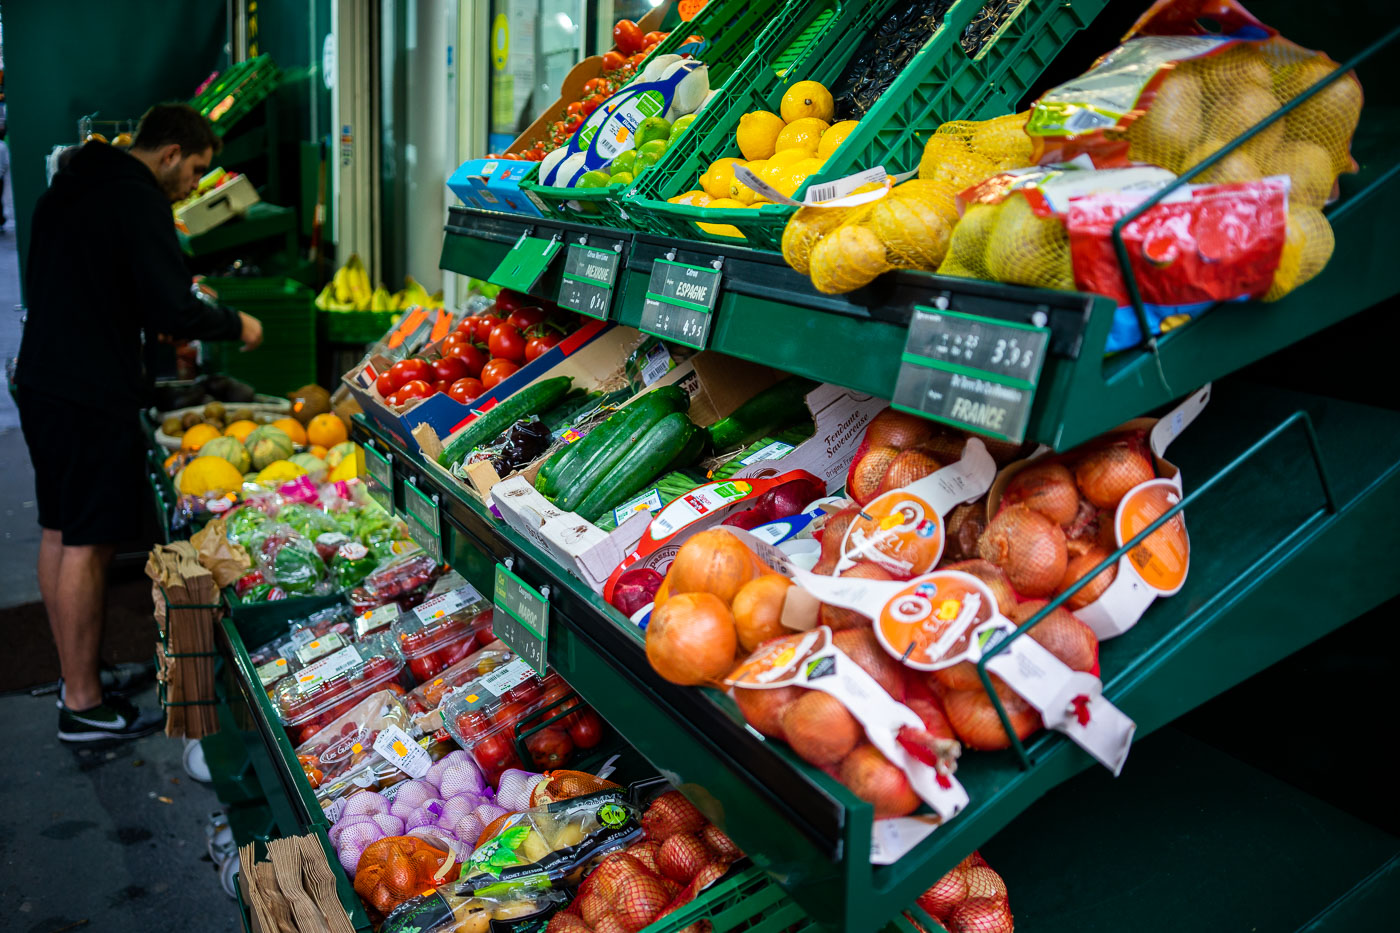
[1025,0,1362,211]
[937,161,1334,349]
[666,81,864,237]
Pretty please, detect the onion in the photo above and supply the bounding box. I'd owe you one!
[839,744,921,818]
[732,684,802,739]
[818,561,894,630]
[1002,461,1081,526]
[731,574,794,652]
[1008,601,1098,672]
[850,446,899,504]
[646,592,739,685]
[1074,433,1155,509]
[781,691,861,765]
[864,409,935,449]
[874,450,941,496]
[1057,546,1118,609]
[978,504,1068,598]
[943,682,1042,750]
[610,567,664,618]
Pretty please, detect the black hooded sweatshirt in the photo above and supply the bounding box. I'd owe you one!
[17,142,242,412]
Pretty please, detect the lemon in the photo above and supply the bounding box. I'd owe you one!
[668,189,713,207]
[818,120,859,159]
[736,110,785,161]
[776,118,830,155]
[781,81,835,123]
[768,148,810,168]
[700,158,744,199]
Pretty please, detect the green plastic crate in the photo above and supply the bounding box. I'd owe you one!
[205,276,316,396]
[628,0,1110,250]
[519,0,800,230]
[192,54,281,137]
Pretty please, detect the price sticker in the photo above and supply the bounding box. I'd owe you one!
[640,259,721,350]
[492,563,549,675]
[558,241,622,320]
[373,724,432,778]
[891,306,1050,443]
[488,233,563,292]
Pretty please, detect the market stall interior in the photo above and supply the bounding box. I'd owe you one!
[3,0,1400,930]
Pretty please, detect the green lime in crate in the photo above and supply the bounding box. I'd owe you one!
[520,0,802,231]
[626,0,1111,250]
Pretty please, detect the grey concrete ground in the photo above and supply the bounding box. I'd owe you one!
[0,170,240,932]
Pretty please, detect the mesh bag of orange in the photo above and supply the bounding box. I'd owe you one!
[1026,0,1362,208]
[779,113,1035,295]
[938,161,1331,348]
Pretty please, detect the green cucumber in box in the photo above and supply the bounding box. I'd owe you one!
[438,377,573,467]
[574,413,700,523]
[706,377,818,452]
[554,386,690,511]
[544,384,688,501]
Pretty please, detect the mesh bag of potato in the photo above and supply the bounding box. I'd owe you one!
[1026,0,1361,210]
[938,161,1328,349]
[779,113,1032,295]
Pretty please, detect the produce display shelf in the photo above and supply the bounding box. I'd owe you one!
[984,728,1400,933]
[444,114,1400,453]
[180,202,296,258]
[352,377,1400,933]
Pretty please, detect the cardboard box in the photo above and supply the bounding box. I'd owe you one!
[176,173,259,235]
[342,318,611,448]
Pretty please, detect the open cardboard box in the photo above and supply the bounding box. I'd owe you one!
[483,353,887,594]
[341,319,610,448]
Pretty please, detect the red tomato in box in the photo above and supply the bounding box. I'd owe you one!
[480,358,519,389]
[389,358,432,386]
[432,356,471,385]
[446,342,487,377]
[448,377,485,404]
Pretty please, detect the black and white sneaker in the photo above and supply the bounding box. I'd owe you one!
[54,661,154,709]
[57,695,165,743]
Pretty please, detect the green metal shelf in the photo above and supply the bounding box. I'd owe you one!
[984,728,1400,933]
[351,376,1400,933]
[440,108,1400,452]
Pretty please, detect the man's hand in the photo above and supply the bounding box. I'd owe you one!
[239,312,264,352]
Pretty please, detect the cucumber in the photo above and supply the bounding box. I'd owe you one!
[549,385,688,504]
[574,413,699,522]
[438,376,572,467]
[706,377,818,452]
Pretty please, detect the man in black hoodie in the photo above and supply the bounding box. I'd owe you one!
[16,103,263,742]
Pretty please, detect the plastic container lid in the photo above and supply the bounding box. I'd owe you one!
[272,630,407,735]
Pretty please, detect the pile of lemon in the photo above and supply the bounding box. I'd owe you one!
[666,81,858,232]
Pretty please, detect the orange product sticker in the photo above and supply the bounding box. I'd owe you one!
[1117,480,1189,594]
[874,571,998,669]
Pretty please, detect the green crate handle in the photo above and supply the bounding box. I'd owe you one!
[1109,25,1400,351]
[975,407,1338,769]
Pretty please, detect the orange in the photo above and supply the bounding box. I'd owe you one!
[272,417,309,446]
[307,413,348,448]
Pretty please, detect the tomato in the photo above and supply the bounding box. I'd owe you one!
[431,355,471,385]
[507,307,548,331]
[525,726,574,769]
[568,709,604,749]
[480,358,519,390]
[525,332,563,362]
[389,357,432,387]
[488,323,526,362]
[601,50,625,71]
[613,19,643,55]
[375,371,399,397]
[398,379,433,402]
[447,377,484,405]
[471,732,521,780]
[643,31,666,48]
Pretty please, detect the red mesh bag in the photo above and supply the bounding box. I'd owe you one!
[353,836,452,915]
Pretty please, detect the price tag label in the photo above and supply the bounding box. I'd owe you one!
[558,242,622,320]
[492,563,549,676]
[891,306,1050,443]
[488,233,563,292]
[373,724,432,778]
[640,259,721,350]
[365,445,393,509]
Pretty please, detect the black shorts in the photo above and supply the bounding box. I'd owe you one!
[17,387,146,546]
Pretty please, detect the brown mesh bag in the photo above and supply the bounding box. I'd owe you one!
[353,836,452,915]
